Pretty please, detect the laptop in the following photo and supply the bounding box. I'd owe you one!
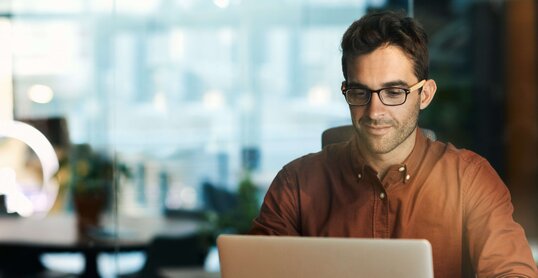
[217,235,434,278]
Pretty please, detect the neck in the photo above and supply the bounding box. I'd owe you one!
[359,128,418,179]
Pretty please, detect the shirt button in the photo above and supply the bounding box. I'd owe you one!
[380,192,385,199]
[405,174,411,181]
[398,166,405,172]
[357,173,362,179]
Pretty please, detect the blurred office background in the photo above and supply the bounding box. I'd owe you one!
[0,0,536,276]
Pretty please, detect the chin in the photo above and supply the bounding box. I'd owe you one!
[359,130,402,153]
[368,141,398,154]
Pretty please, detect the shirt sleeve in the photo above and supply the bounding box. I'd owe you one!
[249,167,301,235]
[463,157,538,277]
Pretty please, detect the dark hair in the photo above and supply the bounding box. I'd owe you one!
[340,10,429,81]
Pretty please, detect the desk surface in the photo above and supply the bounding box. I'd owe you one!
[0,213,203,251]
[0,213,205,277]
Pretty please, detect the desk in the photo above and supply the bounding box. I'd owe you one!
[0,214,203,277]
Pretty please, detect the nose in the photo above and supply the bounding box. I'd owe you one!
[365,92,386,118]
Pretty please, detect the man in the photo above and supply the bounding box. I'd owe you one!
[249,11,538,277]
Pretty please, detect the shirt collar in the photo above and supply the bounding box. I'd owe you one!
[349,132,366,178]
[348,128,430,184]
[401,128,429,183]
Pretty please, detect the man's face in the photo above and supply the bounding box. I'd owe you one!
[345,45,422,155]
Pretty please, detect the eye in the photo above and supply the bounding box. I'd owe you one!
[382,88,406,99]
[347,89,369,99]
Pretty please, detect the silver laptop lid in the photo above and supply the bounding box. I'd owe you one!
[217,235,434,278]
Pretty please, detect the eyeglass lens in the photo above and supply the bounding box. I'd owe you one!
[345,88,407,106]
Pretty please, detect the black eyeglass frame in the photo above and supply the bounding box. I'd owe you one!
[341,79,426,106]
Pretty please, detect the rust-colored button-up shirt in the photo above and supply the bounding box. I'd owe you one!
[250,129,537,277]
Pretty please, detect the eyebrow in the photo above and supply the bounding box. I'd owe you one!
[382,80,410,87]
[347,80,410,89]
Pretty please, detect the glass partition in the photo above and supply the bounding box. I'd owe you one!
[1,0,536,276]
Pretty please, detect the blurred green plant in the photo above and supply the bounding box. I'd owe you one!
[217,172,259,234]
[201,172,260,246]
[56,144,131,196]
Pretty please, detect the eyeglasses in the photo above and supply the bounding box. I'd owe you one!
[341,80,426,106]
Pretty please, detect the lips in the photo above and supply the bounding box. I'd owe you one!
[363,124,391,135]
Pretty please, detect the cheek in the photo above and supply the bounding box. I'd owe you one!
[396,102,420,125]
[348,106,364,122]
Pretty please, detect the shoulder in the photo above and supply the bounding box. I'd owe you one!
[429,140,502,192]
[429,140,489,170]
[282,141,350,174]
[271,141,351,190]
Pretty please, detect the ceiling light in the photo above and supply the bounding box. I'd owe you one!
[27,84,54,104]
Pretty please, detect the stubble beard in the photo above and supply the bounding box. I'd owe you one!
[353,101,420,155]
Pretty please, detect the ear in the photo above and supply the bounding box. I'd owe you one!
[419,79,437,110]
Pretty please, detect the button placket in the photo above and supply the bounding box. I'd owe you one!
[373,185,389,238]
[397,165,412,184]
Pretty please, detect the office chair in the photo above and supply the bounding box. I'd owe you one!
[322,125,436,148]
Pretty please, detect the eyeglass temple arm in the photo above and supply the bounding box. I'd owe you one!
[409,80,426,91]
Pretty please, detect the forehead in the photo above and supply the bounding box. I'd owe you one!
[346,45,416,85]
